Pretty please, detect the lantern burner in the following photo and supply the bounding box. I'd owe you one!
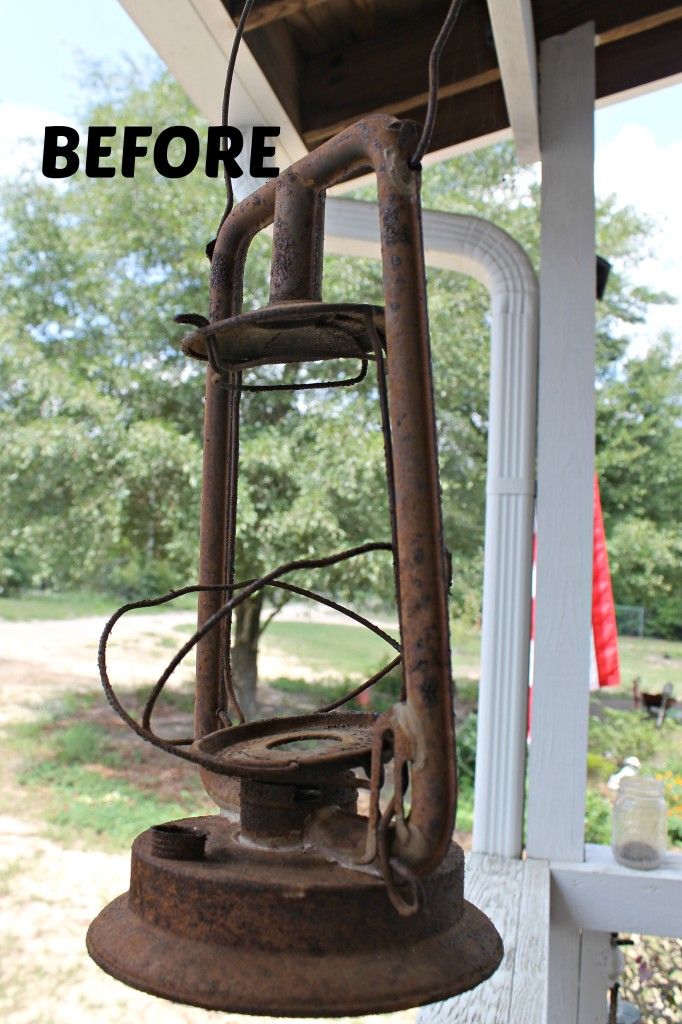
[196,710,376,778]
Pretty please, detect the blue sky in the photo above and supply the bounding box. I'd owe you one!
[0,0,679,352]
[0,0,154,113]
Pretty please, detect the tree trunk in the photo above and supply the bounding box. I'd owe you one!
[231,591,264,720]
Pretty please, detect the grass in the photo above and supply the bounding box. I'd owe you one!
[268,672,401,713]
[262,619,400,678]
[615,634,682,696]
[3,590,679,700]
[3,695,211,852]
[456,784,474,833]
[3,593,680,853]
[16,760,203,850]
[0,588,197,621]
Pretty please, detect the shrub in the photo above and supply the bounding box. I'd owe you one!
[456,712,478,786]
[589,706,661,765]
[587,751,613,783]
[584,789,612,844]
[0,545,33,596]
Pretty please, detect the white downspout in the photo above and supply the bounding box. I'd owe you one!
[325,198,539,857]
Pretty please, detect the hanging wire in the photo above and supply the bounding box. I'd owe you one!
[205,0,468,252]
[409,0,468,169]
[206,0,258,259]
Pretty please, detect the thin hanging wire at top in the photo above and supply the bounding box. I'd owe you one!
[409,0,467,169]
[206,0,467,258]
[206,0,258,259]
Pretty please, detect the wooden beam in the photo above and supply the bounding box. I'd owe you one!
[486,0,540,164]
[552,844,682,938]
[533,0,681,40]
[228,0,332,32]
[596,19,682,100]
[305,77,509,156]
[301,0,498,146]
[596,4,682,45]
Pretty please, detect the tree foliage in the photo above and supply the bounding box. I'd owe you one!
[0,65,678,707]
[597,338,682,636]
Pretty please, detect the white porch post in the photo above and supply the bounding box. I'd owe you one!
[578,931,612,1024]
[525,21,596,1023]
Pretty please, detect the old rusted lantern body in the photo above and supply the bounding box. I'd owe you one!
[87,114,502,1015]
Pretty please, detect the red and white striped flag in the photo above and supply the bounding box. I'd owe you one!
[528,474,620,731]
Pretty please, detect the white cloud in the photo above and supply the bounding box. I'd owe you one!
[0,102,80,180]
[595,124,681,354]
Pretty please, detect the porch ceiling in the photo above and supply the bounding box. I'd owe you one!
[229,0,682,159]
[119,1,682,168]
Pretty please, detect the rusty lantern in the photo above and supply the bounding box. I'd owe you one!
[87,114,502,1016]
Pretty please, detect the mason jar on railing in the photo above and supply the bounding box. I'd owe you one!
[612,776,667,870]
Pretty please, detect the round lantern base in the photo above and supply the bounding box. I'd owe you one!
[87,815,502,1016]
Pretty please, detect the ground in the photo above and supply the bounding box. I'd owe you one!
[0,606,419,1024]
[0,600,680,1023]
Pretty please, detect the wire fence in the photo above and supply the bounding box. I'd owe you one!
[615,604,645,638]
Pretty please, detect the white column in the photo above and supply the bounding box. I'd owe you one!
[578,931,612,1024]
[526,22,596,1024]
[526,22,596,863]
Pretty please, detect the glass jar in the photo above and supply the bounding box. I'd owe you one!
[612,776,667,870]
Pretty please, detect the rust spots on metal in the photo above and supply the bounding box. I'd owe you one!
[89,114,502,1013]
[87,814,502,1015]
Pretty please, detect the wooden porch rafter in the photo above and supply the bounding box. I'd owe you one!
[119,1,682,169]
[487,0,540,164]
[224,0,682,163]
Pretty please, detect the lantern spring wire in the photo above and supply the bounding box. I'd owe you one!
[176,313,372,393]
[207,334,369,392]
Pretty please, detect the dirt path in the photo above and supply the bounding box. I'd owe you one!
[0,813,417,1024]
[0,605,367,725]
[0,614,416,1024]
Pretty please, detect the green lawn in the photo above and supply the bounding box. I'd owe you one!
[616,634,682,697]
[262,619,399,677]
[3,697,211,852]
[0,589,197,620]
[2,591,679,699]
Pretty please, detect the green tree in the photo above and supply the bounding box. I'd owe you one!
[0,66,674,712]
[0,68,394,715]
[596,338,682,636]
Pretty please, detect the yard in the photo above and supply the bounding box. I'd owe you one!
[1,593,680,1022]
